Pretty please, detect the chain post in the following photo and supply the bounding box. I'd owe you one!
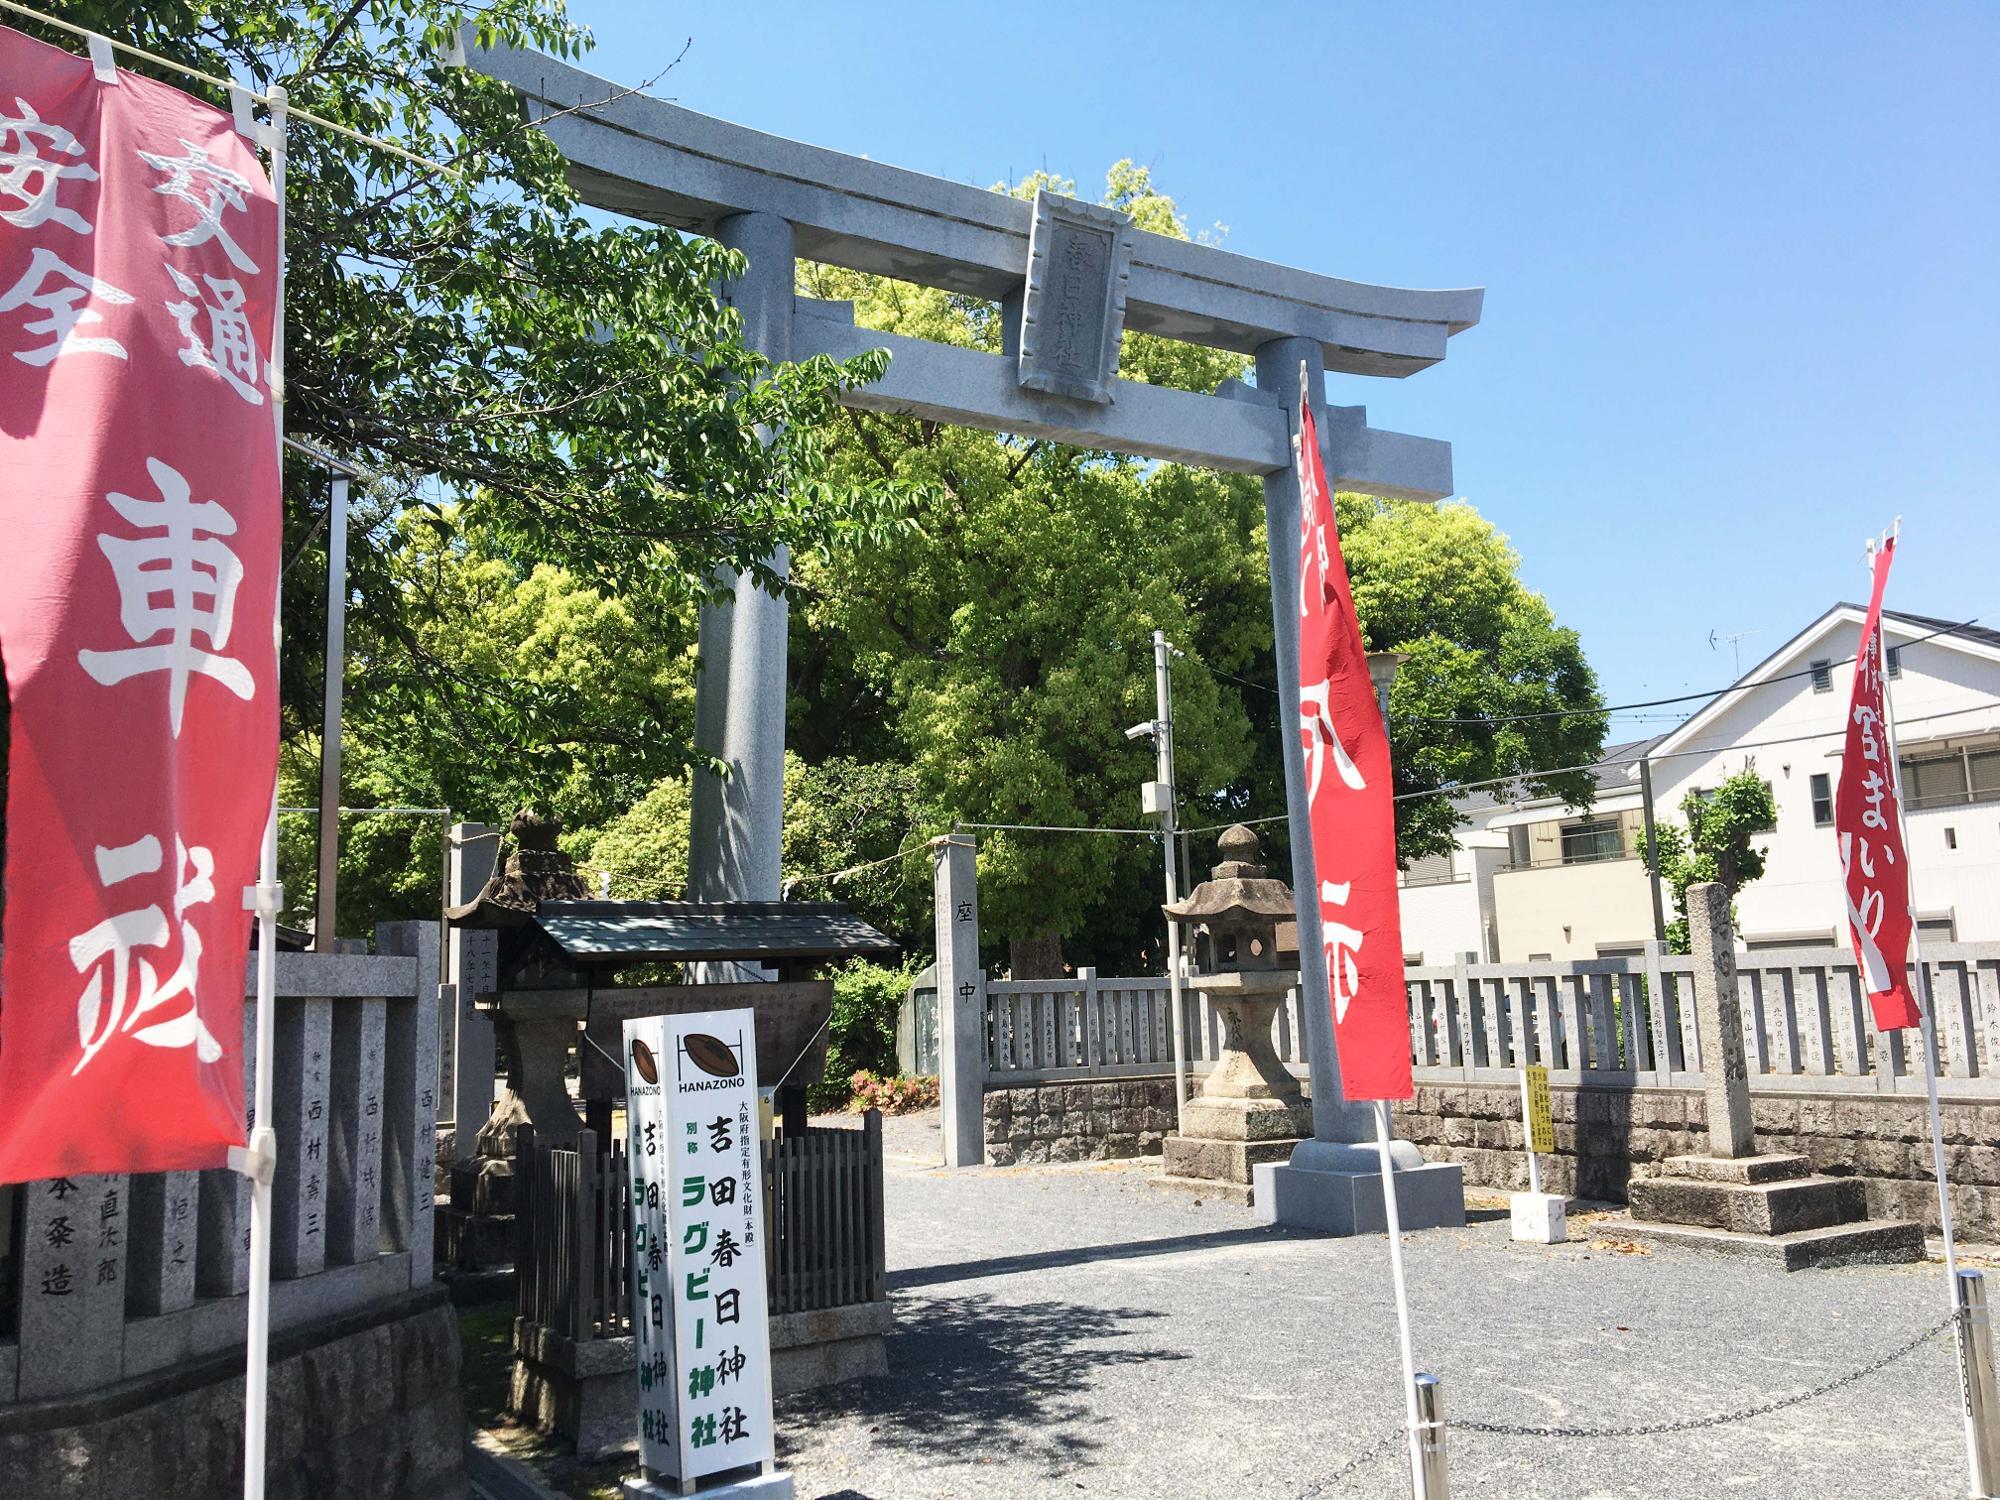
[1956,1270,2000,1495]
[1414,1374,1449,1499]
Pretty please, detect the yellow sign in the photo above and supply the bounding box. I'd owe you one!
[1524,1065,1555,1154]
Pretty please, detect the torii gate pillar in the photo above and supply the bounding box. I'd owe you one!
[687,211,794,923]
[1251,339,1466,1234]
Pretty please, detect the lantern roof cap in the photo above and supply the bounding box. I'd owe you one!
[1164,824,1296,924]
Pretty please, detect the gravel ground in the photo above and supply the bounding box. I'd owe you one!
[776,1110,1974,1500]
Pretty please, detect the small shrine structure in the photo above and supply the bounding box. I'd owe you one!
[439,812,895,1269]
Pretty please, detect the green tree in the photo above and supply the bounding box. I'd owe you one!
[23,0,898,777]
[792,167,1266,977]
[1341,495,1608,860]
[1639,769,1778,952]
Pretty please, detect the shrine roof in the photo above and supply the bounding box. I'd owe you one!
[528,900,898,964]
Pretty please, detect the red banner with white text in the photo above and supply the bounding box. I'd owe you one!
[1295,392,1412,1101]
[0,24,279,1182]
[1834,537,1921,1032]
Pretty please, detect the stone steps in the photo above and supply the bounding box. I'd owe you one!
[1598,1215,1926,1271]
[1628,1173,1868,1236]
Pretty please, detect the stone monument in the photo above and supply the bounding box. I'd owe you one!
[1614,882,1923,1269]
[1156,826,1310,1203]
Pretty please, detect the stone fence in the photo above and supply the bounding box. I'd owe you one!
[919,944,2000,1220]
[0,923,464,1500]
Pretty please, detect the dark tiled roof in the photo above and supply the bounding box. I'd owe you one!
[1590,736,1665,795]
[532,900,897,964]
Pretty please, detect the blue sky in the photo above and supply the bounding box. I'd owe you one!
[577,1,1997,725]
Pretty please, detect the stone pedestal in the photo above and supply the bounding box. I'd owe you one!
[1157,971,1308,1205]
[1253,1139,1467,1235]
[1510,1191,1568,1244]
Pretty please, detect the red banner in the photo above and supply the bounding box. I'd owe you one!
[1835,536,1920,1032]
[1295,390,1411,1101]
[0,25,279,1182]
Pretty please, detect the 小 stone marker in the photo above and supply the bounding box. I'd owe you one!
[1687,881,1754,1158]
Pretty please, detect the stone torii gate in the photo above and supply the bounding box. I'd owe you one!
[472,43,1479,1231]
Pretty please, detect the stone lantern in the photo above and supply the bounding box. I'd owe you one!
[1158,824,1310,1202]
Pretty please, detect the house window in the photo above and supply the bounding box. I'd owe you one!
[1886,645,1902,678]
[1507,825,1531,868]
[1810,658,1833,693]
[1971,748,2000,802]
[1946,827,1958,851]
[1560,817,1626,865]
[1810,772,1834,827]
[1401,852,1457,888]
[1902,751,1970,810]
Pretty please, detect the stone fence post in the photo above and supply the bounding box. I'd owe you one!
[932,835,987,1167]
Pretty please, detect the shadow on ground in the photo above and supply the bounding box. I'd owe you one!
[887,1223,1311,1290]
[779,1289,1185,1488]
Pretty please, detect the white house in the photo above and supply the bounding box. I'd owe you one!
[1398,605,2000,961]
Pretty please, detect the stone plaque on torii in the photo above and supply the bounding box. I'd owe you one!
[472,42,1480,1231]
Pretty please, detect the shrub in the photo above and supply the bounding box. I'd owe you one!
[848,1070,939,1115]
[808,959,926,1112]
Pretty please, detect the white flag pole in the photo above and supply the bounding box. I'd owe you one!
[233,80,289,1500]
[1372,1100,1427,1498]
[1871,523,1975,1486]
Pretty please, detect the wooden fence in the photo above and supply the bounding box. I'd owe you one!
[958,942,2000,1097]
[515,1114,887,1347]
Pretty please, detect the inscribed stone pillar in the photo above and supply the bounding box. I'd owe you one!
[1251,336,1371,1146]
[197,998,256,1296]
[18,1174,128,1398]
[326,996,388,1265]
[273,996,334,1278]
[126,1171,199,1316]
[378,919,442,1283]
[1688,881,1754,1158]
[932,835,987,1168]
[447,821,500,1161]
[687,211,795,973]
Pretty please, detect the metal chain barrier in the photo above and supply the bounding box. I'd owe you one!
[1298,1426,1404,1497]
[1299,1312,1958,1498]
[1454,1311,1958,1442]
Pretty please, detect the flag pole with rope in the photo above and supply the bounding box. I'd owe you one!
[1871,521,1977,1490]
[232,78,287,1500]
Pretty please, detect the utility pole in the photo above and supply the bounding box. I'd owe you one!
[1639,754,1667,944]
[313,473,351,953]
[1135,630,1191,1124]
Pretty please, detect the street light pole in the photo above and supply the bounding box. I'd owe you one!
[1143,631,1192,1125]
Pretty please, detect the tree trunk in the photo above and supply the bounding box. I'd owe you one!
[1009,929,1065,980]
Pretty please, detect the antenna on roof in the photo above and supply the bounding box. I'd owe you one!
[1708,627,1762,676]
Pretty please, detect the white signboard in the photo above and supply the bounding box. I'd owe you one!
[623,1008,775,1487]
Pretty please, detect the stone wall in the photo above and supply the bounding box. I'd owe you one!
[0,1288,466,1500]
[982,1080,1176,1165]
[1400,1082,2000,1238]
